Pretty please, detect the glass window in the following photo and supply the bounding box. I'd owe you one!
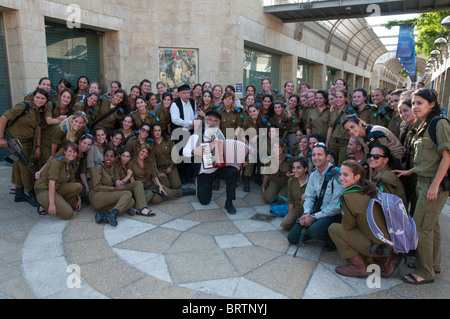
[243,47,281,93]
[0,14,12,115]
[297,59,309,91]
[45,21,104,92]
[326,68,336,89]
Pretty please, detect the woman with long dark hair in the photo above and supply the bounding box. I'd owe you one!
[394,88,450,285]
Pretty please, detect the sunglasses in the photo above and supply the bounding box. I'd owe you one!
[81,133,93,140]
[368,154,387,160]
[313,142,326,147]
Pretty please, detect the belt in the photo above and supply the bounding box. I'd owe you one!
[19,138,33,144]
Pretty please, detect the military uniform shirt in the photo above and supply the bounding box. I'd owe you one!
[413,117,450,178]
[34,156,76,191]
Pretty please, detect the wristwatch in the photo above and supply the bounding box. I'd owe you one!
[311,214,317,222]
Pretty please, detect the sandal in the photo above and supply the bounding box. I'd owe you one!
[136,208,156,217]
[9,188,16,195]
[37,204,48,215]
[407,263,440,273]
[401,273,434,285]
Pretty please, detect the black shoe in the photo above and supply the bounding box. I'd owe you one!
[224,199,236,215]
[14,188,29,203]
[94,211,106,223]
[181,177,189,185]
[105,209,119,227]
[213,179,220,190]
[243,177,250,192]
[27,190,39,207]
[182,187,196,196]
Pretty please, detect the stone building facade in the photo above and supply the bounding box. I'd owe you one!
[0,0,398,111]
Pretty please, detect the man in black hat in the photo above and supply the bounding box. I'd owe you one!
[170,83,197,184]
[183,110,238,215]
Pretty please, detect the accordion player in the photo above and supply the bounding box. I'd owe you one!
[202,139,250,171]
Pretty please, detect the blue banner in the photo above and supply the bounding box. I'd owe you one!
[396,25,416,76]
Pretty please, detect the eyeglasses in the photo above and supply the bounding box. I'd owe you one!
[140,128,150,133]
[313,142,326,148]
[367,154,387,160]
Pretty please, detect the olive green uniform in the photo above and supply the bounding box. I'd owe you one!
[371,166,407,208]
[114,164,148,210]
[3,101,43,193]
[242,117,261,178]
[217,105,243,138]
[328,106,355,166]
[299,105,313,130]
[91,97,125,132]
[262,154,292,204]
[280,176,308,231]
[39,101,69,167]
[34,156,82,220]
[150,138,182,189]
[154,105,172,135]
[130,110,158,131]
[125,137,153,158]
[400,120,422,215]
[329,190,392,260]
[356,104,377,125]
[89,162,135,215]
[306,106,330,139]
[51,123,88,156]
[410,117,450,280]
[127,158,183,204]
[269,110,294,140]
[387,114,402,139]
[373,102,393,128]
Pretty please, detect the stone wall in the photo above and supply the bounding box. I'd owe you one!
[0,0,390,105]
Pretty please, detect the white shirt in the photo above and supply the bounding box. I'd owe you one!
[170,98,197,130]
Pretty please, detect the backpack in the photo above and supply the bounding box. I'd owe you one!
[366,191,418,255]
[428,116,450,193]
[269,196,288,217]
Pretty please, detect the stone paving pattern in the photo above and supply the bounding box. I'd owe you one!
[0,162,449,299]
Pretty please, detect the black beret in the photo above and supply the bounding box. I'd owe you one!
[205,110,221,120]
[178,84,191,92]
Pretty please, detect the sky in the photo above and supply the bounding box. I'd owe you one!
[365,13,419,53]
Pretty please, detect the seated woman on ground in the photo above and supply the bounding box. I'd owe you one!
[34,143,83,220]
[114,147,155,217]
[89,147,135,227]
[280,156,309,231]
[328,160,400,278]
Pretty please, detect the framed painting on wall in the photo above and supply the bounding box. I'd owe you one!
[159,48,198,90]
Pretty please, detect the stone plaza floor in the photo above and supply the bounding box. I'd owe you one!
[0,161,449,300]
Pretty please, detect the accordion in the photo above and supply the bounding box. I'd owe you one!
[202,139,250,170]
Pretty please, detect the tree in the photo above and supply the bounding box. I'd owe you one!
[385,11,450,57]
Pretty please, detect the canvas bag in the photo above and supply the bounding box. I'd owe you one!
[366,191,418,254]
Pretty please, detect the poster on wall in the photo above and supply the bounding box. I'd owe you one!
[159,48,198,91]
